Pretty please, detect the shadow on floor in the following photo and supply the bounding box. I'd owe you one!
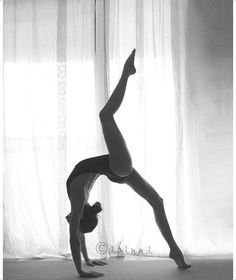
[3,256,233,280]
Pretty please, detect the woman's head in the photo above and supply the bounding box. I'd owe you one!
[89,201,102,215]
[80,213,99,233]
[80,202,102,233]
[65,201,102,233]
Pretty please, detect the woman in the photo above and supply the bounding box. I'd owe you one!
[66,49,191,278]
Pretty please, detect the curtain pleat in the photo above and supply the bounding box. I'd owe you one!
[171,0,233,255]
[170,0,187,250]
[57,0,68,256]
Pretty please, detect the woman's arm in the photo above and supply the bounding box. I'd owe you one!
[79,231,90,263]
[67,214,90,263]
[70,225,83,274]
[70,195,104,278]
[79,231,108,267]
[69,196,84,275]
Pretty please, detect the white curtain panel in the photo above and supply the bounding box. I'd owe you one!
[171,0,233,256]
[3,0,232,259]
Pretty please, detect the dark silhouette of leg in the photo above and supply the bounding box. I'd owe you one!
[99,49,136,177]
[124,169,191,269]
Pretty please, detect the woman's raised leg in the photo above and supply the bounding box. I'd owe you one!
[99,49,136,177]
[124,169,191,269]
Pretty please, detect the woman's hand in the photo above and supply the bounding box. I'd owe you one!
[78,270,104,278]
[86,259,108,267]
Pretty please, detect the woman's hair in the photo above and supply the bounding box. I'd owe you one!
[80,202,102,233]
[65,202,102,233]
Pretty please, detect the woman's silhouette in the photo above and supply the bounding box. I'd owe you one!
[66,49,191,278]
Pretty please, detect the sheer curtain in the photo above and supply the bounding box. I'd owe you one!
[171,0,233,256]
[3,0,232,259]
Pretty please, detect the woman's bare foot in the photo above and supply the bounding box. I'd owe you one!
[123,49,136,76]
[169,249,191,269]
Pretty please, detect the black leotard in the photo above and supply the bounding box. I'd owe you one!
[66,154,131,196]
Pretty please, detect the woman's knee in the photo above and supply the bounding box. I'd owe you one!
[148,193,164,209]
[99,109,106,121]
[110,161,133,177]
[99,108,112,123]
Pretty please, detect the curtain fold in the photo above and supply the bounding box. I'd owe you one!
[3,0,232,259]
[57,0,68,256]
[171,0,233,255]
[170,0,188,252]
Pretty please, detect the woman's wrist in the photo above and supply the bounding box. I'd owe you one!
[76,265,83,275]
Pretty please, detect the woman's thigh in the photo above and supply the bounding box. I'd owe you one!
[100,114,132,177]
[124,168,163,205]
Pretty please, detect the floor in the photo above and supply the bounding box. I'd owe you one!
[3,256,233,280]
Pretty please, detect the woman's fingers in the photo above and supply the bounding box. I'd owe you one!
[89,271,104,277]
[94,261,107,266]
[86,259,107,266]
[98,261,107,265]
[78,270,104,278]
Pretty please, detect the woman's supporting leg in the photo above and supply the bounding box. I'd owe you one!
[99,49,136,177]
[124,169,191,269]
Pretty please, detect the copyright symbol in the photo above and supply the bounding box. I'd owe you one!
[96,242,108,254]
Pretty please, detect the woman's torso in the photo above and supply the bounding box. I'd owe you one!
[66,154,128,197]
